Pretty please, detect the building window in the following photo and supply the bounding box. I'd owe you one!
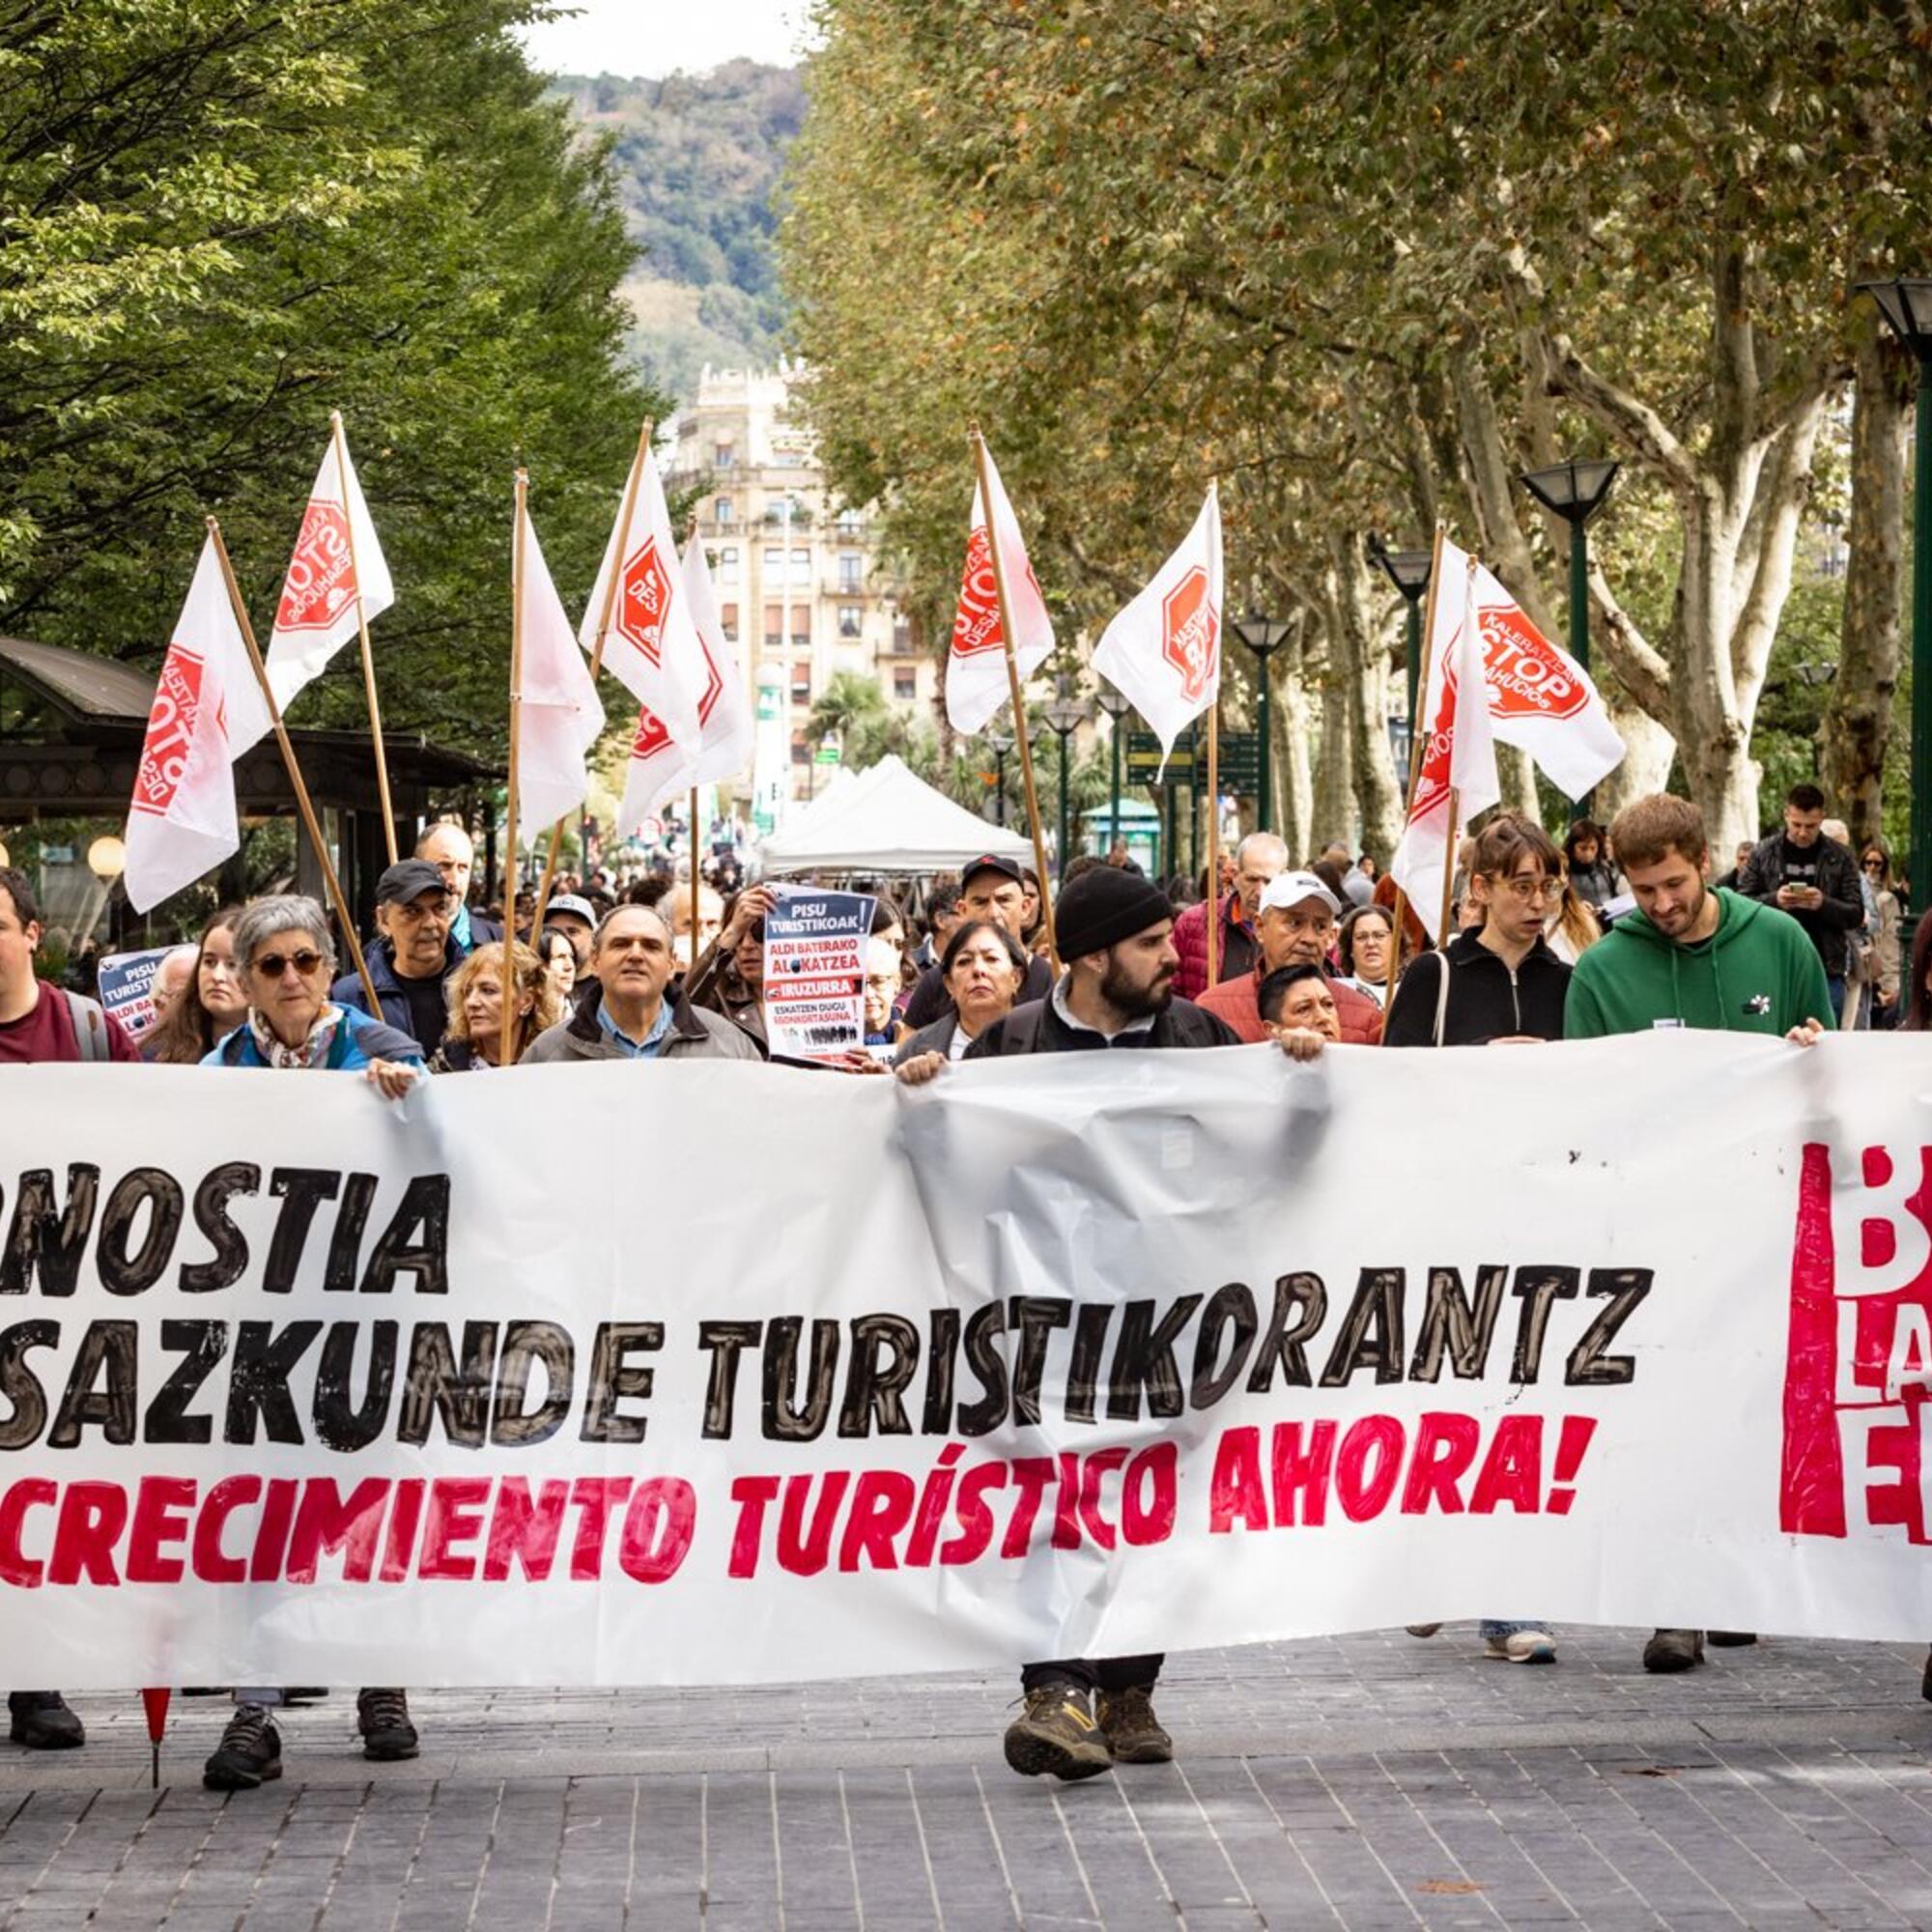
[720,602,739,643]
[837,508,863,535]
[715,441,736,469]
[838,552,864,591]
[891,615,913,652]
[763,603,782,649]
[716,545,739,585]
[894,669,918,701]
[790,618,810,649]
[791,546,810,582]
[791,734,810,766]
[791,661,812,704]
[714,496,735,525]
[838,604,862,639]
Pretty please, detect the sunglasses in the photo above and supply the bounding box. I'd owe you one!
[251,950,326,979]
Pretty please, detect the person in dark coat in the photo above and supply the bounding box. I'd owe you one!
[331,858,463,1059]
[901,855,1052,1029]
[1736,781,1865,1018]
[893,919,1030,1068]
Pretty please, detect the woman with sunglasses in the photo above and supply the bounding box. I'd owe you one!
[201,895,420,1094]
[144,903,250,1064]
[198,894,423,1793]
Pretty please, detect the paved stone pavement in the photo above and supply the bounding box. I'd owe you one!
[3,1626,1931,1929]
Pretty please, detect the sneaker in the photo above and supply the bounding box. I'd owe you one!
[1405,1624,1442,1637]
[203,1705,281,1790]
[1002,1686,1113,1781]
[1485,1629,1558,1664]
[356,1687,419,1762]
[1706,1632,1757,1647]
[7,1691,84,1750]
[1095,1685,1173,1764]
[1641,1628,1705,1673]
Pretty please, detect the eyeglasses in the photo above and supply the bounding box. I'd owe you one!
[251,949,326,979]
[1863,859,1886,873]
[1489,876,1557,903]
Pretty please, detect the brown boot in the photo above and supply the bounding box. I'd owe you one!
[1095,1685,1173,1764]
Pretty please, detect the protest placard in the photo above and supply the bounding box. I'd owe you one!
[2,1037,1929,1690]
[761,887,876,1063]
[94,946,178,1039]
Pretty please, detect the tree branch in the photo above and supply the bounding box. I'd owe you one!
[1586,563,1673,723]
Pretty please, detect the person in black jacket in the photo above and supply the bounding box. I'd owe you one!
[331,859,464,1058]
[1384,813,1572,1049]
[1736,782,1864,1018]
[896,865,1248,1783]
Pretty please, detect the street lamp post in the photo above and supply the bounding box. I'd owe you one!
[1043,685,1090,878]
[1858,277,1932,915]
[986,730,1012,827]
[1518,457,1621,813]
[1368,539,1434,755]
[1095,689,1132,856]
[1230,610,1293,832]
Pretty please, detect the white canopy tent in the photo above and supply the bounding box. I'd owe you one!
[756,754,1034,877]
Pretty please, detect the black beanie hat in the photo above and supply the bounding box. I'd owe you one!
[1052,866,1176,961]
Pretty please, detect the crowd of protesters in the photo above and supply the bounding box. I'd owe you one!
[0,779,1918,1788]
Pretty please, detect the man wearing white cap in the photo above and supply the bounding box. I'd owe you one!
[1197,870,1383,1045]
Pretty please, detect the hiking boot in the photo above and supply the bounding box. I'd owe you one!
[1706,1632,1757,1647]
[1485,1629,1558,1664]
[8,1691,83,1750]
[1642,1629,1705,1673]
[1002,1686,1112,1781]
[1095,1685,1173,1764]
[356,1688,419,1762]
[203,1704,281,1790]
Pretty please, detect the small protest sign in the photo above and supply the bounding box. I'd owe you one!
[762,887,876,1063]
[96,945,178,1039]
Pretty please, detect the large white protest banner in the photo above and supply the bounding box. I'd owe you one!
[2,1036,1929,1690]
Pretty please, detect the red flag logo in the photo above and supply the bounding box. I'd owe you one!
[1160,566,1218,702]
[952,526,1004,659]
[615,538,674,669]
[1476,602,1586,720]
[274,499,357,632]
[133,650,215,817]
[1408,652,1461,823]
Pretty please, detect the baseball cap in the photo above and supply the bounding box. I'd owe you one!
[547,894,595,926]
[961,853,1025,890]
[1260,870,1342,918]
[374,859,449,906]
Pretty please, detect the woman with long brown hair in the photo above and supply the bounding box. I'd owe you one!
[144,904,249,1064]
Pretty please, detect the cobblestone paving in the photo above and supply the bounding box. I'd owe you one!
[3,1626,1930,1928]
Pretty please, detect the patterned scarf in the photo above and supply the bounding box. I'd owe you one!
[248,1004,344,1070]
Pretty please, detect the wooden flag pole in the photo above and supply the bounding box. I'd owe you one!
[331,410,397,865]
[1383,524,1449,1009]
[1433,551,1483,953]
[1205,700,1221,988]
[502,468,529,1071]
[531,418,654,941]
[969,423,1059,974]
[206,517,383,1019]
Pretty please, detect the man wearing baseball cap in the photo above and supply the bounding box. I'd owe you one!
[1196,870,1383,1045]
[900,853,1054,1031]
[331,858,463,1058]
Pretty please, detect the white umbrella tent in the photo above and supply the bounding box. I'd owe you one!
[756,755,1033,877]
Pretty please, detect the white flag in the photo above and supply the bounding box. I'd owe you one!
[682,538,754,786]
[1092,483,1222,765]
[945,445,1055,734]
[256,422,393,742]
[124,536,259,913]
[579,442,701,753]
[1469,564,1625,801]
[1388,541,1500,941]
[514,505,605,844]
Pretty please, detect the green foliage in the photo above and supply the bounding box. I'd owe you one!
[554,61,802,397]
[0,0,665,764]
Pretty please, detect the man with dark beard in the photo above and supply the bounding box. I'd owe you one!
[930,866,1237,1778]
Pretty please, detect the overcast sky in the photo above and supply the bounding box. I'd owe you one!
[517,0,813,79]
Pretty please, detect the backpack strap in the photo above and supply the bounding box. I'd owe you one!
[1433,950,1452,1050]
[63,990,110,1063]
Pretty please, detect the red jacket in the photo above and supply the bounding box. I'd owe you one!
[1171,893,1259,1002]
[1197,963,1384,1046]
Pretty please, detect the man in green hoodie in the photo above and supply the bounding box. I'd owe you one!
[1566,792,1829,1676]
[1566,793,1832,1045]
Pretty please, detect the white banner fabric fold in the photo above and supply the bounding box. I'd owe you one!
[2,1035,1928,1689]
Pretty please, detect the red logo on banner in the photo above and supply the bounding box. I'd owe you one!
[1407,650,1459,822]
[630,703,671,761]
[1161,567,1218,702]
[951,525,1004,659]
[615,539,673,668]
[1781,1142,1932,1543]
[133,648,212,817]
[1476,602,1585,720]
[275,499,356,632]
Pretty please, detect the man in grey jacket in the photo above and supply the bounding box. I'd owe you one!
[521,905,761,1064]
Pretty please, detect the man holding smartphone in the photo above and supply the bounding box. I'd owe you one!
[1737,781,1864,1022]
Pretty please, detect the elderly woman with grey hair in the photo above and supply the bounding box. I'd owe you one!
[197,895,424,1791]
[201,895,420,1095]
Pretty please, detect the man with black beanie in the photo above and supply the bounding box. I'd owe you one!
[901,864,1238,1779]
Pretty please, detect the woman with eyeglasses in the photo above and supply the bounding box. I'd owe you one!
[1332,905,1396,1006]
[198,894,422,1794]
[1861,842,1901,1028]
[144,904,250,1064]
